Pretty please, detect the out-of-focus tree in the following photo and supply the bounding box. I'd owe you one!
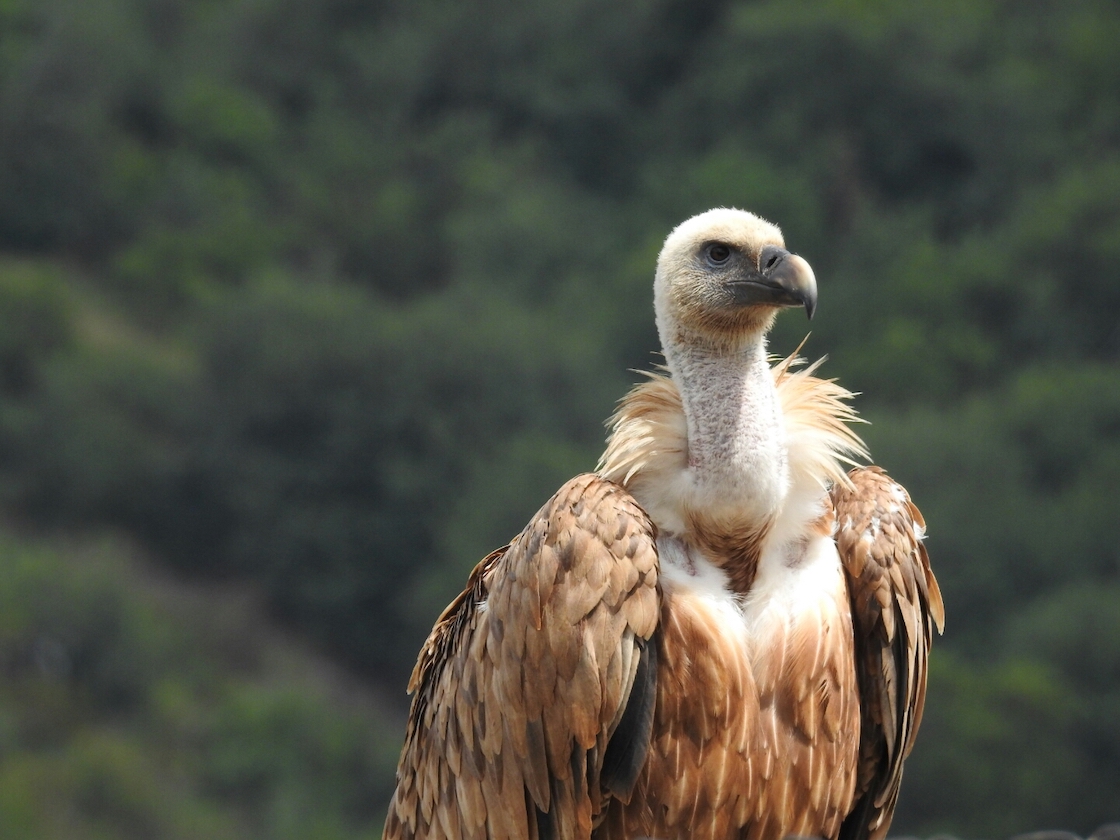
[0,0,1118,833]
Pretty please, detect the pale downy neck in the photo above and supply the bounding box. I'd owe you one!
[662,329,789,523]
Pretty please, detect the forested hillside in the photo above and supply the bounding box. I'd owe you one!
[0,0,1118,835]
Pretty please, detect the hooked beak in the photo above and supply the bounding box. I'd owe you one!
[728,245,818,320]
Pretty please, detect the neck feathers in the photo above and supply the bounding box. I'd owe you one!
[663,337,787,518]
[597,352,867,593]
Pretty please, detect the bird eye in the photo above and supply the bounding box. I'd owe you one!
[705,243,732,265]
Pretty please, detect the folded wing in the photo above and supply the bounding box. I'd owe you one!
[384,474,661,840]
[833,466,945,840]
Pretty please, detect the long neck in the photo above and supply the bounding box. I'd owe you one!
[663,330,789,522]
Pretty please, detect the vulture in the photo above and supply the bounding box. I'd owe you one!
[383,208,944,840]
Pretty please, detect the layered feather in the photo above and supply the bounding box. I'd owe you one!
[384,475,661,840]
[386,354,941,840]
[832,467,945,840]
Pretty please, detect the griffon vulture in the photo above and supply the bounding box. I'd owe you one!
[383,208,944,840]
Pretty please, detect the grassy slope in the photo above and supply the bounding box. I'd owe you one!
[0,527,403,840]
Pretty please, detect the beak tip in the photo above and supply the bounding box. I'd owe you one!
[782,253,817,322]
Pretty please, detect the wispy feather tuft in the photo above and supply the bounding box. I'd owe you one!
[773,353,868,490]
[597,352,867,492]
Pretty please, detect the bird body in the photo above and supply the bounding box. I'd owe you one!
[384,209,943,840]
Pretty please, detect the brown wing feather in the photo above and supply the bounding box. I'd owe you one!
[832,466,944,840]
[384,474,661,840]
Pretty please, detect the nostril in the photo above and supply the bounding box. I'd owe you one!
[759,245,789,272]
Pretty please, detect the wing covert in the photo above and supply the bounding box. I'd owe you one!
[832,466,944,840]
[384,474,661,840]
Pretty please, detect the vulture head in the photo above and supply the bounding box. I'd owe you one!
[654,208,817,352]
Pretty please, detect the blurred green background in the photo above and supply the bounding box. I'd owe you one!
[0,0,1117,836]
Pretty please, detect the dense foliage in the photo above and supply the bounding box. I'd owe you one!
[0,534,399,838]
[0,0,1118,835]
